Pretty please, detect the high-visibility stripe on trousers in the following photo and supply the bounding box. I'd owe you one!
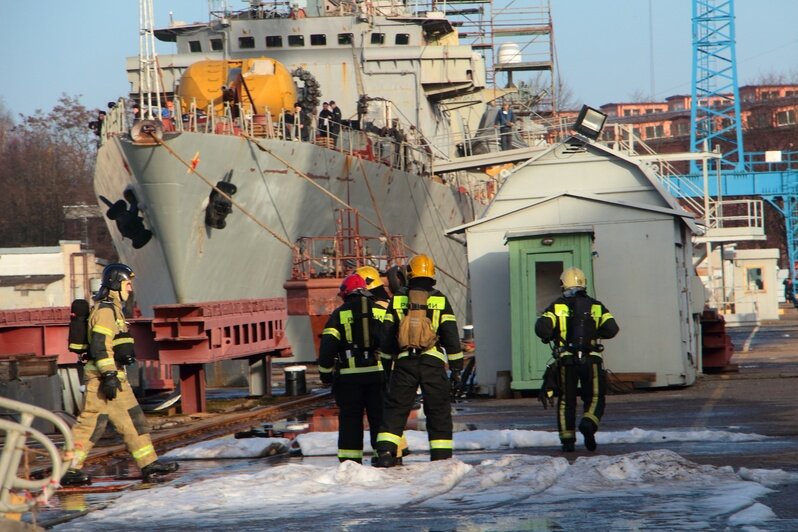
[68,373,157,469]
[376,357,454,461]
[557,355,606,444]
[334,379,383,463]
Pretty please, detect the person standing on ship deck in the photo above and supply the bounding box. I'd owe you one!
[494,102,515,151]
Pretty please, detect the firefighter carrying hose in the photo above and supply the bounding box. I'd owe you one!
[534,267,619,453]
[374,254,464,467]
[318,273,384,464]
[61,263,179,486]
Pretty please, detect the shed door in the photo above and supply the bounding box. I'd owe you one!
[508,233,593,390]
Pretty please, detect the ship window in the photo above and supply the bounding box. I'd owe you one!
[395,34,410,45]
[371,33,385,45]
[310,34,327,46]
[338,33,353,45]
[239,36,255,49]
[210,38,223,51]
[266,35,283,47]
[288,35,305,47]
[189,40,202,52]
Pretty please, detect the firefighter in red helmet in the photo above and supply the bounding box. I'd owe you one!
[318,273,385,463]
[535,267,619,453]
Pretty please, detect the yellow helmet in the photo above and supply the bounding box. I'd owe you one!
[355,265,383,290]
[407,254,435,280]
[560,267,586,290]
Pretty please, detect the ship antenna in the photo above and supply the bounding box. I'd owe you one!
[138,0,163,120]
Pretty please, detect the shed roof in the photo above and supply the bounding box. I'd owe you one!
[447,190,700,235]
[446,136,701,235]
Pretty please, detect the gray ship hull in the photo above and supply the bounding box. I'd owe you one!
[94,131,475,359]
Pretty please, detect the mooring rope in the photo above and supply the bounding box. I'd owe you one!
[242,133,467,288]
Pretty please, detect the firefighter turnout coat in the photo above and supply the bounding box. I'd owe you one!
[535,290,619,445]
[318,293,384,463]
[376,280,464,461]
[68,293,159,470]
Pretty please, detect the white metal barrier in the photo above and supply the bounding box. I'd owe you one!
[0,396,74,514]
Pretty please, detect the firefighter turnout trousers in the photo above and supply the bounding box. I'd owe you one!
[557,354,606,444]
[377,356,453,461]
[334,374,383,463]
[69,370,157,470]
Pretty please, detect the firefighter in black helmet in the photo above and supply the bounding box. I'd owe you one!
[318,273,384,464]
[61,263,179,486]
[374,254,464,467]
[535,267,619,453]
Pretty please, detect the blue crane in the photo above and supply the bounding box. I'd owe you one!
[680,0,798,286]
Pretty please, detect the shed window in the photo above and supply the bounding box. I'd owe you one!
[238,36,255,49]
[371,33,385,45]
[210,38,223,51]
[395,34,410,45]
[747,268,764,291]
[338,33,353,45]
[288,35,305,47]
[189,40,202,52]
[266,35,283,48]
[310,34,327,46]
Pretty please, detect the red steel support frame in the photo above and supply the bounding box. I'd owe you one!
[151,298,291,414]
[0,298,291,415]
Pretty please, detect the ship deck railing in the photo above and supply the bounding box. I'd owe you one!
[102,98,444,176]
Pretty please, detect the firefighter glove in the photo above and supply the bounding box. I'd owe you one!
[320,372,333,386]
[100,371,123,400]
[450,369,462,399]
[538,388,555,409]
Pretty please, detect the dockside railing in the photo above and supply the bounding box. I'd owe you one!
[0,396,74,515]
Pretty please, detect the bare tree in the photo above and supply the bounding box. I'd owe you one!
[748,70,798,85]
[0,95,99,248]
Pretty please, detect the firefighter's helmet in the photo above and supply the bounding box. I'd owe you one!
[101,263,135,291]
[560,267,586,290]
[407,254,435,280]
[339,273,369,298]
[355,266,383,290]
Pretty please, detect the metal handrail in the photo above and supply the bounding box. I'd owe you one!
[0,396,75,514]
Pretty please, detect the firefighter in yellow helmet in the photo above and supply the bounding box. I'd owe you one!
[318,273,384,464]
[355,265,411,463]
[374,254,464,467]
[60,264,179,486]
[535,267,619,453]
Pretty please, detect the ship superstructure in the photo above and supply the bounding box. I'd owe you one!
[96,0,554,359]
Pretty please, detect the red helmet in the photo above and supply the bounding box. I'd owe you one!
[338,273,368,298]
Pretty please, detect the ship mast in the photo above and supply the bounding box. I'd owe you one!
[139,0,163,119]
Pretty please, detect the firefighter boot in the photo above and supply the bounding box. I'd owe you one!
[561,442,575,453]
[141,460,180,481]
[579,419,598,452]
[60,468,91,486]
[374,451,397,468]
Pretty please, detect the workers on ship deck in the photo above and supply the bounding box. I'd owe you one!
[494,101,515,151]
[318,102,335,141]
[60,264,179,486]
[283,102,310,141]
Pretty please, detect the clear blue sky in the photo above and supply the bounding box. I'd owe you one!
[1,0,796,118]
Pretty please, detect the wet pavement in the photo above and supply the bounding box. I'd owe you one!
[18,306,798,529]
